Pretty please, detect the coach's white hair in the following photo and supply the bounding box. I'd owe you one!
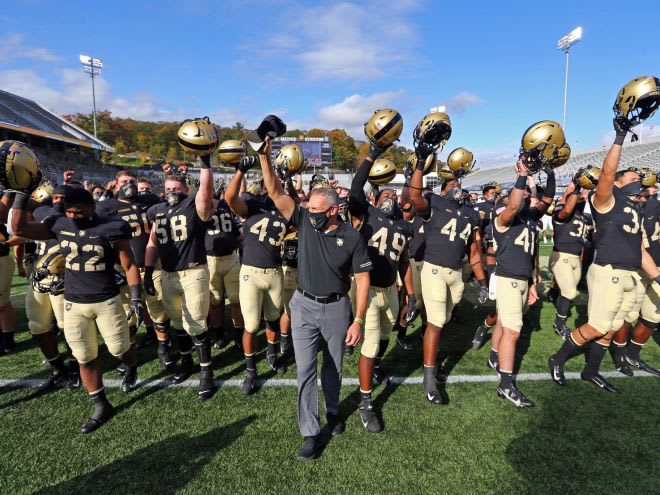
[310,187,339,207]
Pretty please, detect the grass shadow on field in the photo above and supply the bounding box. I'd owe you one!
[34,415,257,495]
[505,380,660,494]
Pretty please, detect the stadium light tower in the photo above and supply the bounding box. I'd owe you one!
[79,54,104,137]
[557,27,582,131]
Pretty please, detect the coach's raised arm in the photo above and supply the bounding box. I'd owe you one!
[257,136,372,461]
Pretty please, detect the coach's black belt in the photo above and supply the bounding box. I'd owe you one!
[297,287,342,304]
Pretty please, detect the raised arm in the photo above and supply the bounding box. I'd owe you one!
[258,137,295,221]
[594,120,628,211]
[555,181,580,222]
[195,154,214,221]
[409,153,431,214]
[225,168,251,220]
[497,158,528,228]
[11,193,54,240]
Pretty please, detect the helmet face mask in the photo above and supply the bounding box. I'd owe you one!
[613,76,660,127]
[177,117,219,155]
[364,109,403,147]
[31,252,65,294]
[413,112,452,152]
[575,166,601,190]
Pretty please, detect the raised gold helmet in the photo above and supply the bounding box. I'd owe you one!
[177,117,219,155]
[217,139,246,164]
[413,112,452,151]
[406,152,436,176]
[446,147,475,177]
[364,109,403,147]
[575,165,601,190]
[368,158,397,186]
[520,120,566,172]
[0,140,41,190]
[613,76,660,127]
[274,144,305,176]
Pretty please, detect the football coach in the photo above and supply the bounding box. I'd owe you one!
[257,136,372,461]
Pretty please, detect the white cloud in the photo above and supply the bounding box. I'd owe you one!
[441,92,485,115]
[0,34,60,63]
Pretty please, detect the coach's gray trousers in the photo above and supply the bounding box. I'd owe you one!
[289,290,351,437]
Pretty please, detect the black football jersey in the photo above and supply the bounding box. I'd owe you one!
[358,204,412,288]
[475,199,496,242]
[643,195,660,266]
[590,188,642,270]
[241,196,288,269]
[147,194,208,272]
[424,195,480,270]
[205,200,240,257]
[45,215,131,303]
[552,206,588,256]
[408,215,426,262]
[33,205,61,257]
[493,210,539,280]
[96,198,151,267]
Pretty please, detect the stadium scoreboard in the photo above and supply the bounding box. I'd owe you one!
[271,136,332,169]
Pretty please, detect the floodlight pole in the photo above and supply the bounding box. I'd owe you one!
[91,59,98,138]
[557,27,582,132]
[562,49,570,130]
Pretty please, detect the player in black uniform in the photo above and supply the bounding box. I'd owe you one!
[96,170,173,366]
[12,187,143,433]
[490,159,554,407]
[409,154,487,405]
[205,184,243,350]
[549,120,660,393]
[550,179,589,338]
[225,155,288,394]
[144,156,216,400]
[349,149,416,432]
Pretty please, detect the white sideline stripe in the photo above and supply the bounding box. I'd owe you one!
[0,371,652,389]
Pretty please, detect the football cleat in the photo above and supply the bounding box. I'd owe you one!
[66,372,81,391]
[359,400,382,433]
[157,345,177,370]
[553,320,571,340]
[497,385,535,408]
[625,355,660,377]
[581,373,621,394]
[372,366,389,386]
[396,334,414,351]
[613,354,634,377]
[266,354,287,374]
[241,369,257,395]
[548,355,566,386]
[487,354,499,371]
[326,413,345,436]
[115,363,127,376]
[423,366,443,406]
[80,402,114,434]
[173,354,194,384]
[121,365,138,393]
[198,367,216,401]
[37,370,67,393]
[472,324,490,350]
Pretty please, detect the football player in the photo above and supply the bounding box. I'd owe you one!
[144,155,216,400]
[225,155,288,395]
[349,148,415,432]
[409,154,487,406]
[12,187,143,433]
[549,121,660,393]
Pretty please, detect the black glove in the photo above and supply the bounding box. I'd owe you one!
[143,267,156,297]
[237,155,259,174]
[415,143,434,161]
[404,295,418,326]
[126,298,145,328]
[199,154,212,169]
[478,285,489,305]
[613,116,631,145]
[403,163,413,180]
[367,142,390,160]
[0,242,9,257]
[542,164,555,176]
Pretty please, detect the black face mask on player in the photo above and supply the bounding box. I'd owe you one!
[72,215,96,229]
[118,182,137,201]
[378,198,402,220]
[445,186,463,205]
[165,191,187,207]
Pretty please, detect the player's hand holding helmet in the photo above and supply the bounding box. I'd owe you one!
[613,76,660,141]
[274,144,305,180]
[236,155,259,174]
[0,140,42,193]
[519,120,566,173]
[573,165,600,190]
[413,112,452,159]
[177,117,219,155]
[446,147,475,178]
[406,152,436,178]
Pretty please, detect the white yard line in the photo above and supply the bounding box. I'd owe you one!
[0,371,653,390]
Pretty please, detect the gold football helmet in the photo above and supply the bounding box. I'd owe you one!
[177,117,219,155]
[613,76,660,127]
[310,174,330,190]
[640,167,657,187]
[483,181,503,195]
[575,166,601,190]
[217,139,246,164]
[368,158,397,185]
[520,120,566,172]
[0,140,41,190]
[364,109,403,147]
[438,164,457,181]
[31,252,65,294]
[32,182,54,202]
[413,112,452,151]
[446,147,475,177]
[406,152,436,176]
[274,144,305,176]
[550,143,571,168]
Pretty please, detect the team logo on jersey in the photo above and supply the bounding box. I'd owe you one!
[243,275,249,281]
[432,268,438,275]
[612,277,619,284]
[65,303,72,311]
[337,238,344,246]
[78,231,85,237]
[511,282,518,288]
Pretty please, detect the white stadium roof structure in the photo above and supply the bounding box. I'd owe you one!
[462,136,660,190]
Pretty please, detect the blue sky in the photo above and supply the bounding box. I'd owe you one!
[1,0,659,166]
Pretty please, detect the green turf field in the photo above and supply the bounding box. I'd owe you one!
[2,246,659,494]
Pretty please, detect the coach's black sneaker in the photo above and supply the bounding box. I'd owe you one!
[423,366,443,406]
[297,435,319,461]
[472,324,490,350]
[173,354,193,384]
[625,355,660,377]
[121,365,138,393]
[266,354,287,374]
[581,372,621,394]
[553,319,571,340]
[115,363,127,376]
[158,344,177,370]
[198,367,216,401]
[372,365,389,386]
[81,390,114,434]
[37,369,68,393]
[497,385,534,408]
[548,355,566,386]
[359,399,382,433]
[241,369,257,395]
[326,413,345,436]
[344,345,354,356]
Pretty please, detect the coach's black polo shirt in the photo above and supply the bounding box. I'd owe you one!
[291,205,372,297]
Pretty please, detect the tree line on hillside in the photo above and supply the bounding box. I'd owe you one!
[64,111,413,171]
